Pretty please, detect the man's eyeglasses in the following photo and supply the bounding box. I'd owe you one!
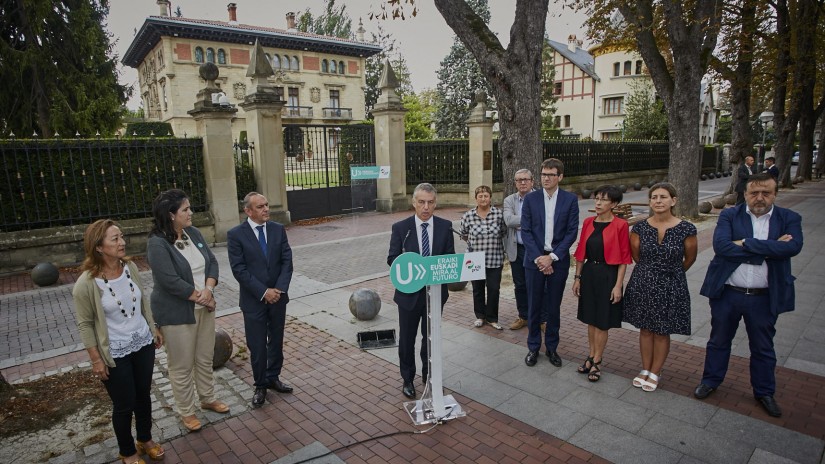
[515,178,533,183]
[540,173,559,178]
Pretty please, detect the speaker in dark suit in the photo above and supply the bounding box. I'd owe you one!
[228,192,294,408]
[387,183,455,399]
[695,173,803,418]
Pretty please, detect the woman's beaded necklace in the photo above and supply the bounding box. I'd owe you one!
[102,263,136,318]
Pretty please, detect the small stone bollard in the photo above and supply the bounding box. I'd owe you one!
[699,201,713,214]
[725,193,738,205]
[448,281,468,292]
[213,328,233,369]
[708,172,716,179]
[31,262,60,287]
[349,288,381,320]
[581,189,592,199]
[619,184,627,193]
[701,174,708,181]
[633,183,642,191]
[711,197,727,209]
[647,180,656,188]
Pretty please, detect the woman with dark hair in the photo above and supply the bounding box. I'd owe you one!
[73,219,164,463]
[147,189,227,432]
[459,185,507,329]
[572,185,631,382]
[623,183,697,392]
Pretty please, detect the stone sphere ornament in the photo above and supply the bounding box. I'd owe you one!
[716,172,723,178]
[213,328,233,369]
[725,193,738,205]
[199,62,219,81]
[708,172,716,179]
[581,189,592,199]
[648,180,656,188]
[31,262,60,287]
[619,184,627,193]
[349,288,381,320]
[699,201,713,214]
[711,197,727,209]
[448,281,468,292]
[633,183,642,191]
[701,174,708,181]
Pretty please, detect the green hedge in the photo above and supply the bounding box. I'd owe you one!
[124,122,175,137]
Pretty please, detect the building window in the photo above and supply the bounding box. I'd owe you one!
[322,59,329,73]
[194,47,204,63]
[157,50,164,68]
[162,83,167,111]
[604,97,624,115]
[274,86,284,101]
[272,55,280,69]
[554,115,561,127]
[613,62,620,77]
[338,61,345,74]
[206,48,215,64]
[329,89,340,109]
[623,61,631,76]
[330,60,337,73]
[288,87,299,107]
[635,60,642,75]
[564,115,570,127]
[217,49,226,64]
[291,56,299,71]
[553,82,562,96]
[283,55,291,70]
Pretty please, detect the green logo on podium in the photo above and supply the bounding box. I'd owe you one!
[390,252,486,293]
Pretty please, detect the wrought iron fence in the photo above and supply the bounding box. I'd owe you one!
[0,137,205,232]
[283,124,374,189]
[234,140,256,200]
[406,140,469,185]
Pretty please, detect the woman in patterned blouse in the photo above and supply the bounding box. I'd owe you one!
[459,185,507,329]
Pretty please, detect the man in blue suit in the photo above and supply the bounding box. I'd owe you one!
[387,183,455,399]
[228,192,294,408]
[694,173,803,418]
[521,158,580,367]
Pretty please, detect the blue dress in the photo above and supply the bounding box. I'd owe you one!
[623,220,696,335]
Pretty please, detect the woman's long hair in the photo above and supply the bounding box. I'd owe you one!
[81,219,130,278]
[150,189,189,244]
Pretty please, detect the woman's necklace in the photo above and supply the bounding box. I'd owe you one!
[102,264,136,318]
[175,231,190,250]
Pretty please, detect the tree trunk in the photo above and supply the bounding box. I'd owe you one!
[434,0,548,198]
[0,371,11,392]
[665,66,704,217]
[798,107,817,180]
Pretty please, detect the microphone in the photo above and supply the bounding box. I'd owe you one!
[401,229,411,253]
[449,226,473,252]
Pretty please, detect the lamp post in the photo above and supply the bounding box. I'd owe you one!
[759,111,774,169]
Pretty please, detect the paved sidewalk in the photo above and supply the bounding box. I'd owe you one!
[1,179,824,463]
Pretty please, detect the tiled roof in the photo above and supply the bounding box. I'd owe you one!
[546,38,599,80]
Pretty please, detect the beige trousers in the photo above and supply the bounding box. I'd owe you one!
[162,306,216,417]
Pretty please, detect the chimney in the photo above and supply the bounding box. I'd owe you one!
[567,34,578,52]
[157,0,170,16]
[286,12,296,30]
[227,3,238,24]
[356,17,366,41]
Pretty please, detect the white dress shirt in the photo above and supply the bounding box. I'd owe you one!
[414,215,434,256]
[726,206,772,289]
[543,188,559,260]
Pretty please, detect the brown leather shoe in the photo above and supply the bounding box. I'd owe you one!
[181,415,202,432]
[201,400,230,413]
[509,318,526,330]
[118,453,146,464]
[136,440,165,461]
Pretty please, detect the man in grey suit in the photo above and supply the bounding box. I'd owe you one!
[503,168,534,329]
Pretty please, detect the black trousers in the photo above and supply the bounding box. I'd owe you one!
[510,244,529,320]
[102,342,155,457]
[243,300,287,388]
[472,266,503,322]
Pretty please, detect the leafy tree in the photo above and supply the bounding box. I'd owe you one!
[403,90,438,140]
[0,0,130,137]
[622,80,668,140]
[296,0,353,38]
[540,36,559,138]
[433,0,494,139]
[715,114,732,144]
[364,24,414,118]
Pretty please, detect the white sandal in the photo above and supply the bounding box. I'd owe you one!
[473,319,484,327]
[642,372,660,392]
[489,322,503,330]
[632,370,650,388]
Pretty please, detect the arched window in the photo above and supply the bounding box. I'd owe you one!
[623,61,631,75]
[338,61,345,74]
[194,47,204,63]
[635,60,643,75]
[217,49,226,64]
[613,62,620,76]
[291,56,299,70]
[283,55,291,70]
[206,48,215,63]
[321,59,329,73]
[264,52,271,64]
[330,60,337,73]
[272,54,280,69]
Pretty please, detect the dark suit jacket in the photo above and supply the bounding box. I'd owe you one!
[767,165,780,181]
[735,164,752,193]
[520,188,580,270]
[700,203,803,315]
[227,220,293,312]
[387,215,455,310]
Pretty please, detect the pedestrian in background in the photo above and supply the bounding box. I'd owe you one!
[503,169,534,330]
[735,156,755,205]
[73,219,164,464]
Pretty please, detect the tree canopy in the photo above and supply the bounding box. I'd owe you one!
[622,80,668,140]
[296,0,353,39]
[0,0,129,137]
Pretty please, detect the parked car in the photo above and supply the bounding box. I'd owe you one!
[792,150,818,165]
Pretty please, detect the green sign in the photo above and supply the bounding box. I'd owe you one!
[350,165,390,180]
[390,252,486,293]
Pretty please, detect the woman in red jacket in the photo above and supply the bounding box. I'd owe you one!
[572,185,632,381]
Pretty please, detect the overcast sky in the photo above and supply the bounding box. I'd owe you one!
[108,1,588,109]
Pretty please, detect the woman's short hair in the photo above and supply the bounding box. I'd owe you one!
[150,189,189,244]
[648,182,678,199]
[474,185,492,197]
[594,184,623,204]
[81,219,129,277]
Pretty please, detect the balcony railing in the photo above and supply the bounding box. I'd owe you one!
[282,106,313,119]
[322,107,352,120]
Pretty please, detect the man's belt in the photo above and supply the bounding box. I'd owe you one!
[725,285,768,296]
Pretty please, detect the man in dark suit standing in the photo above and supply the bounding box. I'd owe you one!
[694,173,802,418]
[228,192,294,408]
[521,158,580,368]
[735,155,755,205]
[765,156,780,181]
[387,183,455,399]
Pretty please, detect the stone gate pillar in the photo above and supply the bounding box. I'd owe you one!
[188,63,239,242]
[372,60,409,212]
[466,91,494,205]
[238,40,289,224]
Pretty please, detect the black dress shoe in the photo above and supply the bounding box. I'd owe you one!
[267,379,294,393]
[402,381,416,399]
[546,351,562,367]
[694,383,716,399]
[525,351,538,366]
[756,395,782,417]
[252,388,267,408]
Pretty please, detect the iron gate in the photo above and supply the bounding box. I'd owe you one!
[284,124,376,221]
